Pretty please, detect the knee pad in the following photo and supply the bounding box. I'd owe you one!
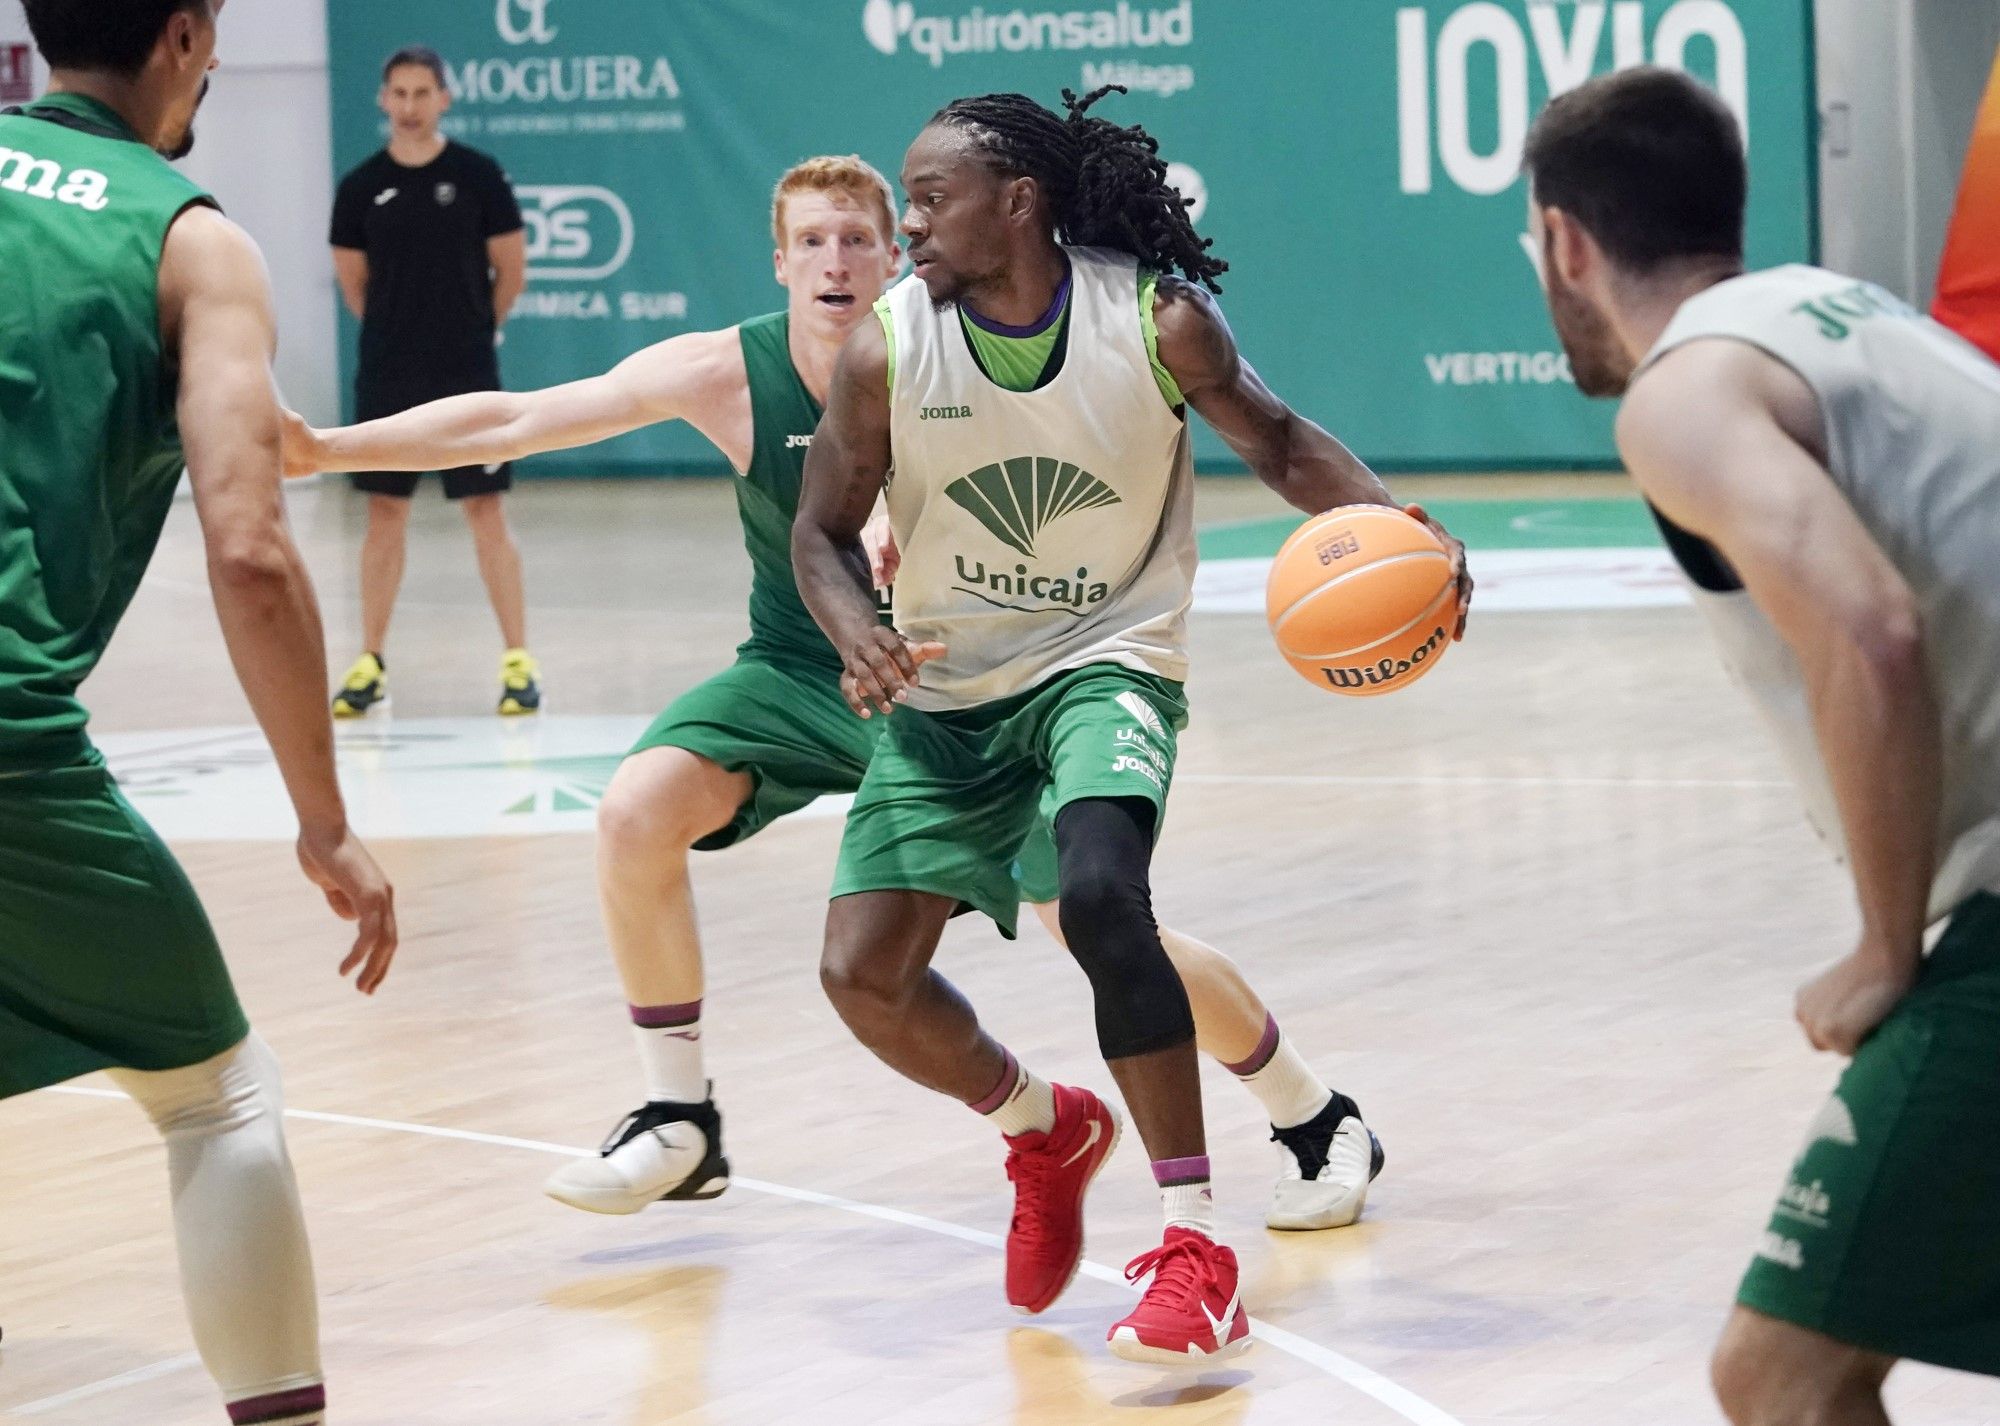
[113,1034,321,1409]
[111,1033,283,1141]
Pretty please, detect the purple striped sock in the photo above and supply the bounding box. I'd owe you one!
[630,998,701,1031]
[228,1384,326,1425]
[967,1048,1021,1115]
[1152,1154,1211,1187]
[1222,1013,1282,1077]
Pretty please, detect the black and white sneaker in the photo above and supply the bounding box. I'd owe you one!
[543,1091,729,1215]
[1266,1091,1385,1231]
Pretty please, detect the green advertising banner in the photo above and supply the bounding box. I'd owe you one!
[327,1,1815,474]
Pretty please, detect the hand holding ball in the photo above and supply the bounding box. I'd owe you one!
[1265,505,1460,696]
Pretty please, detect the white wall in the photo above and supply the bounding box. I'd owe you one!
[1813,0,1909,293]
[0,0,49,98]
[1907,1,2000,303]
[1815,0,2000,306]
[179,0,340,421]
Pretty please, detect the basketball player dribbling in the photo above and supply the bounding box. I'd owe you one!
[1525,67,2000,1425]
[287,155,1390,1234]
[1,3,397,1422]
[794,87,1470,1362]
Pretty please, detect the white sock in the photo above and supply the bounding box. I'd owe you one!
[629,1000,706,1103]
[1155,1158,1216,1236]
[110,1035,325,1424]
[974,1050,1057,1137]
[1231,1017,1334,1130]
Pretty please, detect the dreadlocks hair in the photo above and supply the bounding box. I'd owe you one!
[929,85,1227,292]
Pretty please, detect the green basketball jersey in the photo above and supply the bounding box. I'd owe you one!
[733,311,843,672]
[0,93,215,771]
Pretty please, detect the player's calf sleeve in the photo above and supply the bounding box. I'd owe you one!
[1053,797,1195,1060]
[110,1034,326,1425]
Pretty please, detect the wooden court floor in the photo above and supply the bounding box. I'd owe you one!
[3,476,1996,1425]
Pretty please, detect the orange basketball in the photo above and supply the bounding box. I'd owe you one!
[1265,506,1457,697]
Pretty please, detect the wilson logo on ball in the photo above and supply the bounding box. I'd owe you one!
[1320,624,1450,692]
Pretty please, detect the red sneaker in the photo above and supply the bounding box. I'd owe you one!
[1107,1227,1251,1365]
[1003,1083,1122,1313]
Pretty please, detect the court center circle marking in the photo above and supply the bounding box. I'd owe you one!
[38,1084,1468,1426]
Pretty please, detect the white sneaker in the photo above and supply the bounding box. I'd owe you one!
[1266,1092,1384,1231]
[544,1095,729,1215]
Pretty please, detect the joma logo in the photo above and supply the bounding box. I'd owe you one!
[0,145,110,211]
[1792,282,1913,341]
[920,404,972,420]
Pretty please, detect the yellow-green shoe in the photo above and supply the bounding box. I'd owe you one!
[332,652,388,719]
[498,647,542,716]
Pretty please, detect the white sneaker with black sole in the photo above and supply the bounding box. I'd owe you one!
[1266,1091,1385,1231]
[544,1091,729,1215]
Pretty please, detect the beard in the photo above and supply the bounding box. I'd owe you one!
[164,77,211,161]
[1545,262,1631,398]
[925,266,970,314]
[920,250,1007,314]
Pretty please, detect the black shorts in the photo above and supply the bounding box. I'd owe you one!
[351,373,513,501]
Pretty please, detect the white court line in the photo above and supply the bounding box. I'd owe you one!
[40,1085,1467,1426]
[11,1352,205,1416]
[1178,772,1788,791]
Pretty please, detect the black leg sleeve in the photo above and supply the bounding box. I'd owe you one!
[1053,797,1195,1060]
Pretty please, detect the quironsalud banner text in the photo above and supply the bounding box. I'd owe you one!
[327,0,1815,474]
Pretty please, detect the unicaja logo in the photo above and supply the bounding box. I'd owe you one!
[946,457,1121,559]
[863,0,1192,67]
[1115,690,1167,742]
[1796,1095,1859,1162]
[496,0,558,46]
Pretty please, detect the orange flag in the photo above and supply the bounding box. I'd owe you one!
[1935,45,2000,362]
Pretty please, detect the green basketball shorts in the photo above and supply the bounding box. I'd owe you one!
[0,757,249,1098]
[830,664,1186,938]
[1012,789,1063,907]
[1736,893,2000,1374]
[628,657,881,849]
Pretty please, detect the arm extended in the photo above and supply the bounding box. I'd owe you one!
[1154,277,1394,514]
[1154,276,1469,631]
[288,327,741,477]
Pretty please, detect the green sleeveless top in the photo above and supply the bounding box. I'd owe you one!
[0,93,215,771]
[733,311,845,672]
